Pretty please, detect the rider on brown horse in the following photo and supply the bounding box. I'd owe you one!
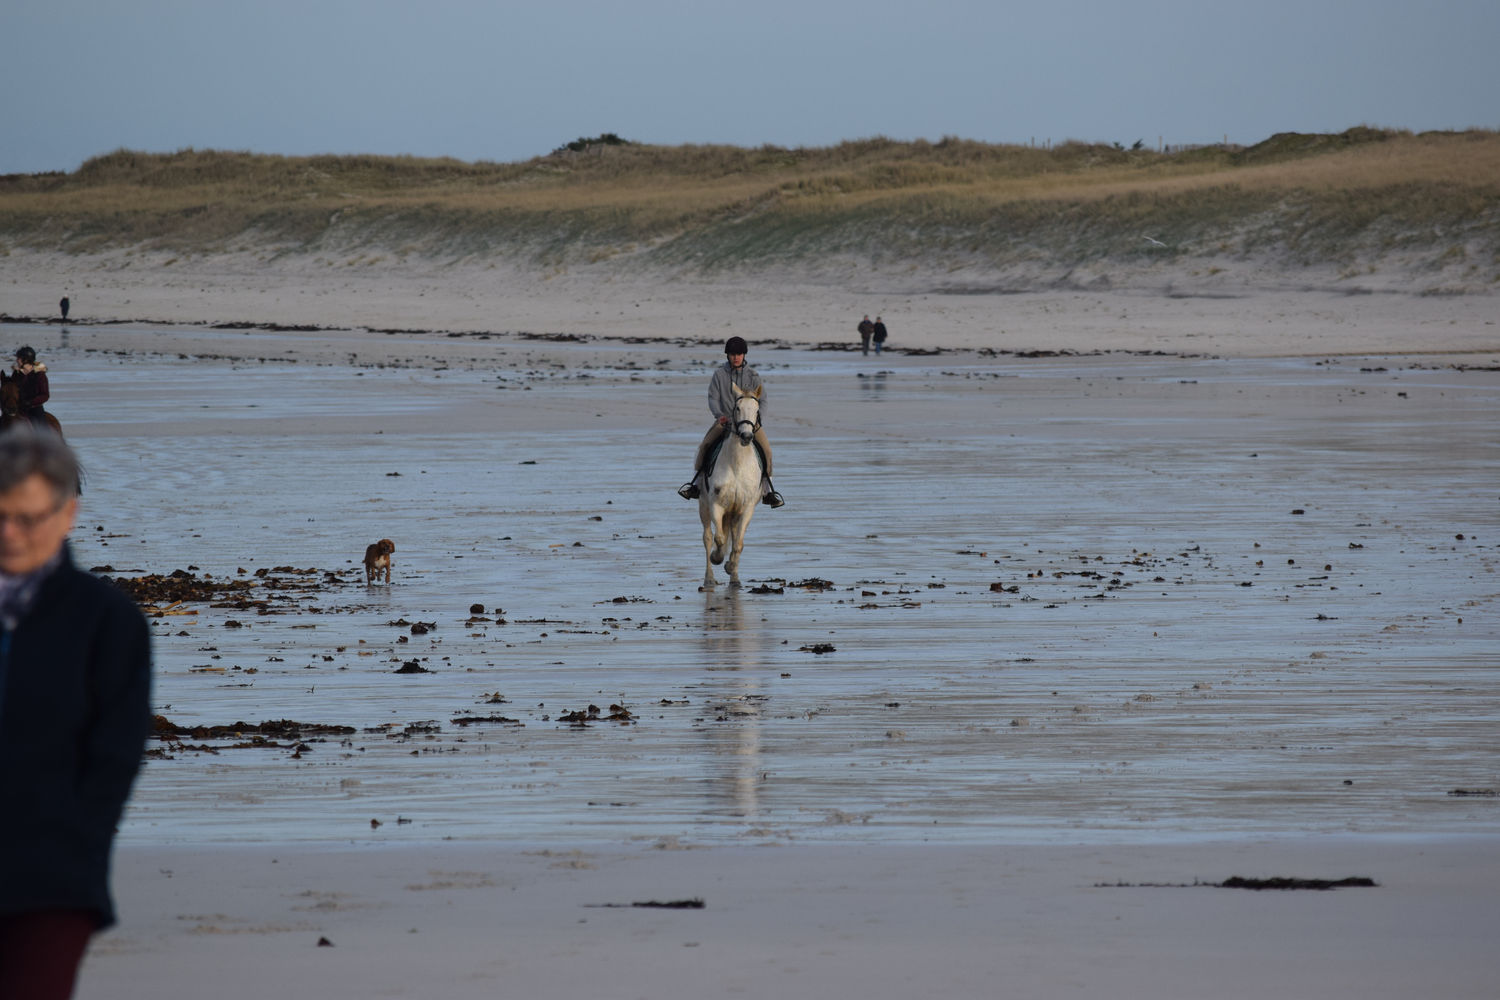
[10,346,52,428]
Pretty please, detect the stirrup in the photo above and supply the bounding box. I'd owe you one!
[764,491,785,508]
[678,482,700,500]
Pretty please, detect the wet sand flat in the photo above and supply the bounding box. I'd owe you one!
[5,317,1495,997]
[7,321,1491,846]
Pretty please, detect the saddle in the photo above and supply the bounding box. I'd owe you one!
[703,427,767,479]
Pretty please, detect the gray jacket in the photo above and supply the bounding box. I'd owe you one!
[707,361,764,421]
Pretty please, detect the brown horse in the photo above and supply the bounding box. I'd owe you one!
[2,370,80,492]
[0,370,65,438]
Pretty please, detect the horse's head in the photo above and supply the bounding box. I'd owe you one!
[730,384,762,442]
[0,373,18,417]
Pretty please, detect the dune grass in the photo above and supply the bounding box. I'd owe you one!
[2,128,1497,280]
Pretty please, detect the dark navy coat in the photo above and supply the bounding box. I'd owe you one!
[0,545,151,928]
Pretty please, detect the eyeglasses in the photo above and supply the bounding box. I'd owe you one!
[0,503,65,532]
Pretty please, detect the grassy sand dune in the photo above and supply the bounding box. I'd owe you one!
[2,128,1497,291]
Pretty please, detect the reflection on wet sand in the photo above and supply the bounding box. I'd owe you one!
[697,589,764,821]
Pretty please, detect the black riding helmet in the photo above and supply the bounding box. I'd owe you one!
[15,345,37,365]
[724,336,748,356]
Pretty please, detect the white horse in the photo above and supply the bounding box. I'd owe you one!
[700,384,764,588]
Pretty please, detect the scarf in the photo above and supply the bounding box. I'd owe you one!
[0,549,64,633]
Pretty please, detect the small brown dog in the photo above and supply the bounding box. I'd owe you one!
[363,539,395,584]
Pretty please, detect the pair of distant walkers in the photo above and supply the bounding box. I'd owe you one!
[677,336,784,508]
[857,315,888,355]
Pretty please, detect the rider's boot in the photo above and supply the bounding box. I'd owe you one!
[678,476,701,500]
[762,479,784,508]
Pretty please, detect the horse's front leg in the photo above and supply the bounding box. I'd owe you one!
[701,505,721,588]
[725,508,753,587]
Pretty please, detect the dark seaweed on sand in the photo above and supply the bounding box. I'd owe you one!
[151,715,356,738]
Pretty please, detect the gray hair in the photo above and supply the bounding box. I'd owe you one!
[0,427,81,502]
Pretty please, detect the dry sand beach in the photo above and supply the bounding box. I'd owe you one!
[2,261,1498,997]
[6,245,1500,359]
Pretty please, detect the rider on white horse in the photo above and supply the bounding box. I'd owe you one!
[678,336,784,508]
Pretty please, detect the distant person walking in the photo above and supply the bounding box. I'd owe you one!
[857,315,874,355]
[0,429,152,1000]
[59,297,69,321]
[872,316,888,355]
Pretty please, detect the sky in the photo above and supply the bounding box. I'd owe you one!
[3,0,1497,174]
